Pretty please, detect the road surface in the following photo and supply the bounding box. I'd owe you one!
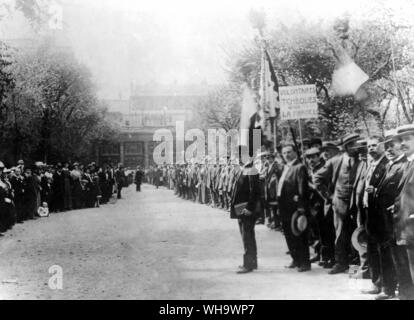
[0,184,373,300]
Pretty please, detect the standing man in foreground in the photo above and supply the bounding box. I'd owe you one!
[314,133,362,274]
[393,124,414,299]
[230,145,261,274]
[361,136,390,296]
[372,130,408,299]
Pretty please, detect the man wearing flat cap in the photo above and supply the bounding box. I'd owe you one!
[314,133,363,274]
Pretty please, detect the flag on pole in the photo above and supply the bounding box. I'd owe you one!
[240,82,264,156]
[264,49,280,112]
[240,83,258,146]
[259,48,279,142]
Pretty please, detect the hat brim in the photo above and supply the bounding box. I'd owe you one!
[394,130,414,139]
[291,211,308,236]
[351,226,367,253]
[341,136,360,146]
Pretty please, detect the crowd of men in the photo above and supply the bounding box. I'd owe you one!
[0,160,133,234]
[145,123,414,300]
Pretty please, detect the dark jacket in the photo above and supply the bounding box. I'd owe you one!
[230,164,260,219]
[374,155,407,243]
[394,160,414,245]
[309,159,326,214]
[365,155,389,236]
[265,161,282,203]
[135,170,144,184]
[278,159,310,218]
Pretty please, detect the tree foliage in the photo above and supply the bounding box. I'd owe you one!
[203,3,414,141]
[194,85,242,131]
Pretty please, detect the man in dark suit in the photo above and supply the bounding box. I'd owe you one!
[230,146,261,274]
[135,166,144,192]
[393,124,414,299]
[278,144,311,272]
[314,133,362,274]
[372,130,408,299]
[306,147,336,268]
[265,151,282,230]
[360,136,390,296]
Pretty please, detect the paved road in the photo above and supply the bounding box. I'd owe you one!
[0,184,373,300]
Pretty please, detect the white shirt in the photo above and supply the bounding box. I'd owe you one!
[363,155,385,208]
[277,159,296,197]
[389,154,405,166]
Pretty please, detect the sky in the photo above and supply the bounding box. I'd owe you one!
[1,0,414,100]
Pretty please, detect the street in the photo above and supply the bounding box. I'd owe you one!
[0,184,373,300]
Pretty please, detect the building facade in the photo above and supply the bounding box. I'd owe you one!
[98,84,212,168]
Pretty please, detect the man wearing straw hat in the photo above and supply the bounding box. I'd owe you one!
[392,124,414,299]
[372,129,409,299]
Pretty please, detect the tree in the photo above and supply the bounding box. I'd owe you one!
[194,85,242,132]
[223,5,414,140]
[0,39,119,165]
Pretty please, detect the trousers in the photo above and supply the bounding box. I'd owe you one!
[238,217,257,269]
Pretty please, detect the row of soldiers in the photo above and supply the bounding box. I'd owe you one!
[0,160,128,233]
[147,123,414,300]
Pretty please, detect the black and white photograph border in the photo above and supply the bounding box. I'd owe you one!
[1,0,414,301]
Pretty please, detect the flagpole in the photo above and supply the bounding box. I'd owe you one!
[273,116,277,150]
[250,10,278,150]
[297,119,305,161]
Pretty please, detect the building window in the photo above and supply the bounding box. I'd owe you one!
[101,144,120,155]
[124,142,144,155]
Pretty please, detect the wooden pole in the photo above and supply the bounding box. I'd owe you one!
[298,119,305,162]
[273,116,277,150]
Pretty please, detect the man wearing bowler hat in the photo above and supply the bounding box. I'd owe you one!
[314,133,363,274]
[393,124,414,299]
